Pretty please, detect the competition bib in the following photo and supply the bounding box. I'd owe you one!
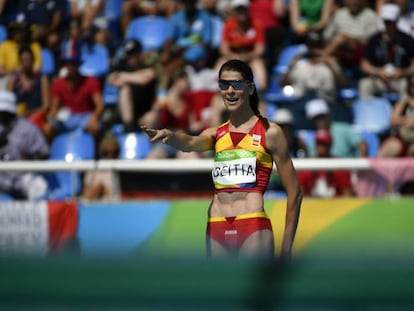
[212,149,257,187]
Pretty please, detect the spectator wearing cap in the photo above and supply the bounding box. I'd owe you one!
[273,108,307,158]
[182,45,218,134]
[297,128,355,198]
[214,0,268,91]
[107,39,159,132]
[159,0,214,88]
[305,98,367,157]
[0,90,50,200]
[266,107,308,194]
[359,3,414,100]
[44,55,104,142]
[376,0,414,39]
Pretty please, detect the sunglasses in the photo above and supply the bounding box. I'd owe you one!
[218,79,249,90]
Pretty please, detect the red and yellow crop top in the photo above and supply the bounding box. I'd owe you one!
[212,118,273,194]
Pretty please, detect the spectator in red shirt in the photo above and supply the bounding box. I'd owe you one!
[298,129,355,197]
[249,0,288,71]
[44,56,104,142]
[214,0,268,91]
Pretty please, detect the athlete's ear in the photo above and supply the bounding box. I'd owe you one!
[248,83,255,95]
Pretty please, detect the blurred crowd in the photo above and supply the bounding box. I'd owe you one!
[1,0,414,200]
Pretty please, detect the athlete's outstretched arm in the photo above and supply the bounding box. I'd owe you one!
[141,125,216,153]
[266,123,303,260]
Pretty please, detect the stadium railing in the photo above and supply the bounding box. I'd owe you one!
[1,158,413,197]
[0,158,374,172]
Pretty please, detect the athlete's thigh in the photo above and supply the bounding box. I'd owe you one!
[206,235,231,258]
[238,229,275,259]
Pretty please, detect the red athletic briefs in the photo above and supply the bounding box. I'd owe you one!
[206,212,273,253]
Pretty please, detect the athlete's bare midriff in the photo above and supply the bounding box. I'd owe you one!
[208,191,265,217]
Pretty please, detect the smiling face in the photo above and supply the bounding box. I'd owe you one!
[218,70,252,113]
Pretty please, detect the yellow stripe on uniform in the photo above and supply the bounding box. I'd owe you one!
[208,211,268,222]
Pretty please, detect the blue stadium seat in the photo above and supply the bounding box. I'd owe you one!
[211,15,223,50]
[79,44,110,78]
[41,48,55,76]
[360,130,380,158]
[337,87,359,101]
[337,66,361,102]
[117,131,152,159]
[125,15,169,52]
[266,102,277,120]
[352,97,392,135]
[0,192,14,202]
[103,80,119,106]
[265,44,307,103]
[0,24,7,43]
[272,44,307,75]
[296,129,316,150]
[105,0,123,50]
[47,131,95,200]
[104,0,122,24]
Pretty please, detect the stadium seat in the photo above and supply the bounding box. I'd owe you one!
[337,65,361,102]
[102,80,119,106]
[117,131,152,160]
[296,129,316,150]
[272,44,307,75]
[352,97,393,135]
[211,15,223,50]
[41,48,55,76]
[105,0,123,51]
[265,44,307,103]
[382,91,399,104]
[266,102,277,120]
[337,87,359,101]
[104,0,122,23]
[79,44,110,78]
[125,15,169,52]
[47,131,96,200]
[0,192,14,202]
[0,24,7,43]
[360,130,380,158]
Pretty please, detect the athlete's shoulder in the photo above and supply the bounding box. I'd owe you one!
[264,119,283,135]
[214,121,230,136]
[259,116,285,133]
